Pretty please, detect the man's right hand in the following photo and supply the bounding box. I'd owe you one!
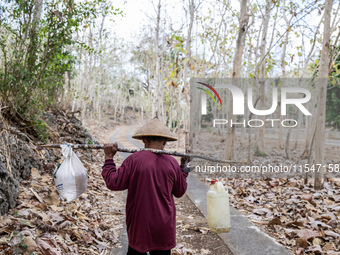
[104,143,118,160]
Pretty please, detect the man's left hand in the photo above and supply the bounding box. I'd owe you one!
[104,143,118,160]
[181,149,191,165]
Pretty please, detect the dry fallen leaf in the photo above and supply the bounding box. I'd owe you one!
[48,212,65,224]
[300,193,313,201]
[295,238,308,248]
[83,232,93,244]
[74,210,91,221]
[326,251,340,255]
[294,247,305,255]
[18,209,30,217]
[306,245,323,255]
[324,199,334,206]
[252,208,272,216]
[268,218,281,226]
[244,195,257,202]
[296,229,321,241]
[30,209,50,222]
[44,190,61,206]
[50,205,63,212]
[36,238,62,255]
[93,238,111,250]
[324,230,340,239]
[285,221,304,228]
[198,227,210,234]
[31,168,41,178]
[313,237,323,246]
[94,227,104,240]
[309,218,331,229]
[22,235,38,254]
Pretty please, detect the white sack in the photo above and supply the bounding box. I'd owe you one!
[53,144,88,202]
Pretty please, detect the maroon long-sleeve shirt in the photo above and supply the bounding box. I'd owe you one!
[102,150,188,253]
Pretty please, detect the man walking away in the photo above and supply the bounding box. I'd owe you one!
[102,117,189,254]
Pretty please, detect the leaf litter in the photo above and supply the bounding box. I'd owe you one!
[192,129,340,255]
[0,146,124,255]
[214,177,340,255]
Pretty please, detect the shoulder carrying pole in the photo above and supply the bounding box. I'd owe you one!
[38,144,240,164]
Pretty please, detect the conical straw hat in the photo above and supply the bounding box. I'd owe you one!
[132,117,177,141]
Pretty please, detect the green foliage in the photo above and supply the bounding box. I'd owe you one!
[0,0,119,138]
[31,118,49,141]
[165,117,178,129]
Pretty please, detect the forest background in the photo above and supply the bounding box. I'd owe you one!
[1,0,340,190]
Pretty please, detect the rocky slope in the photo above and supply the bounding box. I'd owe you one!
[0,110,93,216]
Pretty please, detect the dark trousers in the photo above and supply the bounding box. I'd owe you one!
[127,246,171,255]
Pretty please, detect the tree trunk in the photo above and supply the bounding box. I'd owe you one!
[279,115,284,149]
[153,0,162,119]
[314,0,333,190]
[257,0,272,152]
[279,0,290,149]
[27,0,43,73]
[183,0,195,133]
[225,0,248,160]
[285,126,292,159]
[301,94,318,158]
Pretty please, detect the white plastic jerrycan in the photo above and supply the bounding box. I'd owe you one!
[207,179,231,233]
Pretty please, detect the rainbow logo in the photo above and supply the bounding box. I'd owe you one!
[196,82,223,110]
